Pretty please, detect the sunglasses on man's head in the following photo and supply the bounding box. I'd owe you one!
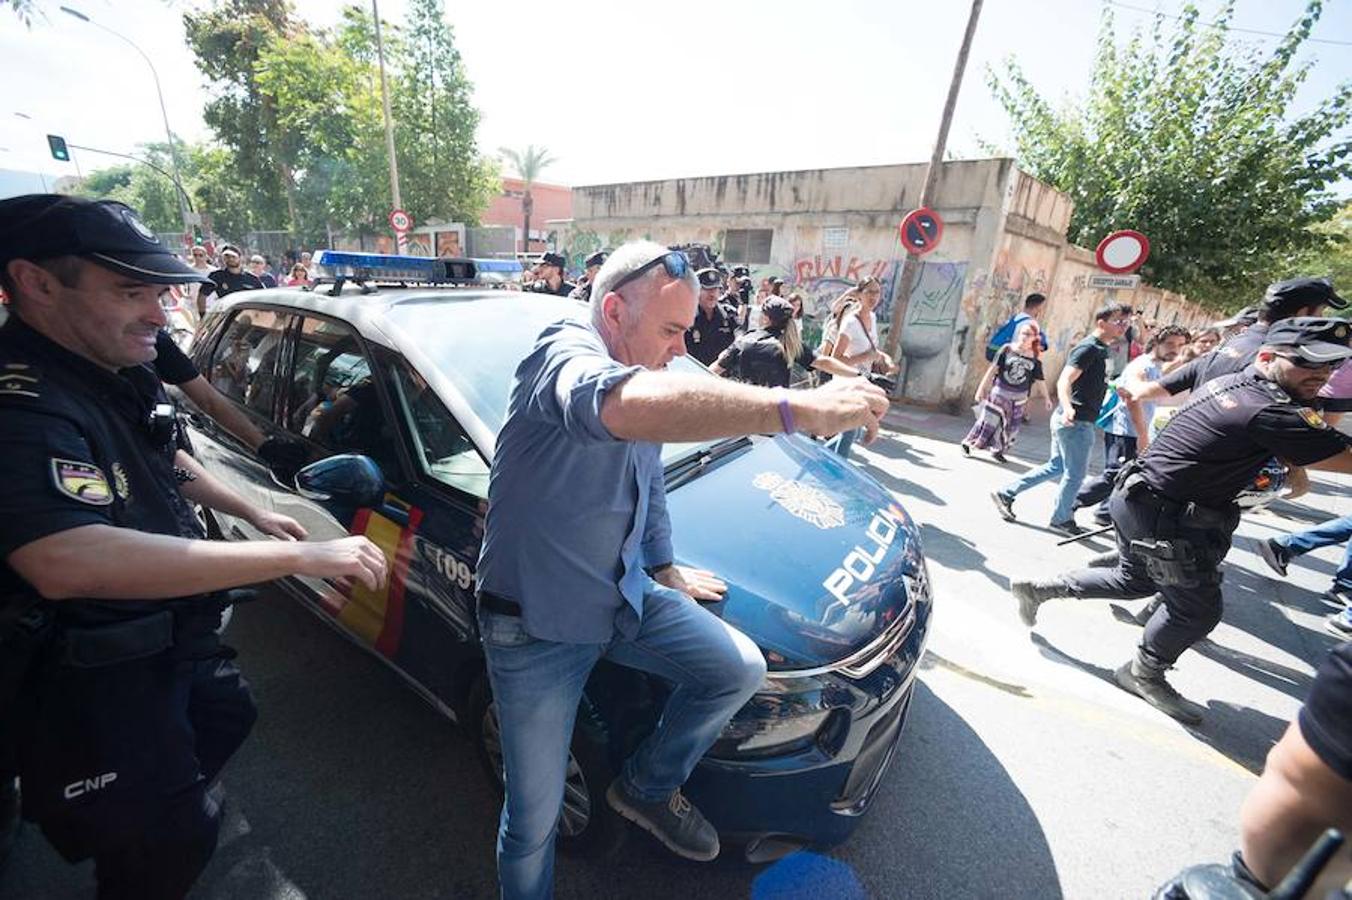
[610,251,690,294]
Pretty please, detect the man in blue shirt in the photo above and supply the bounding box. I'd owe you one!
[476,241,888,900]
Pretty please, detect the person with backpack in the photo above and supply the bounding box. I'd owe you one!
[986,292,1050,362]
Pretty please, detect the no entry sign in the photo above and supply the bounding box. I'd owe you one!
[1095,230,1150,274]
[899,207,944,256]
[389,208,413,233]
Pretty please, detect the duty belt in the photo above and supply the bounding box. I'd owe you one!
[477,591,522,617]
[57,588,256,668]
[1120,472,1237,530]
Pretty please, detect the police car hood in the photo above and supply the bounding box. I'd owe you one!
[665,434,927,673]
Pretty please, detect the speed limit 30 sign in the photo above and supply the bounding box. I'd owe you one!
[389,209,413,233]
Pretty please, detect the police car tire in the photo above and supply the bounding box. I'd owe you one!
[466,676,628,859]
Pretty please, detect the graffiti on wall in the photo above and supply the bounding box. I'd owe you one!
[904,261,968,329]
[787,255,900,321]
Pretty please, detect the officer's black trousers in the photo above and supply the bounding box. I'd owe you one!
[1061,488,1236,668]
[18,649,256,900]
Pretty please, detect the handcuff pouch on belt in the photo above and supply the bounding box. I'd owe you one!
[1128,537,1213,587]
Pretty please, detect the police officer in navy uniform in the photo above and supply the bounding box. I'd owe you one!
[567,250,607,302]
[0,195,388,898]
[1010,318,1352,723]
[684,268,738,366]
[525,251,576,297]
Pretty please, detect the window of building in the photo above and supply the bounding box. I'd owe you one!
[721,228,774,265]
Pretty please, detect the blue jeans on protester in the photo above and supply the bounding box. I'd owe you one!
[479,587,766,900]
[1275,513,1352,590]
[829,428,859,459]
[1075,431,1138,518]
[997,417,1096,525]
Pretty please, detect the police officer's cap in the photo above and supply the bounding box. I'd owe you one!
[1264,316,1352,364]
[584,251,607,269]
[1214,305,1259,329]
[538,251,567,269]
[0,194,210,285]
[696,268,722,290]
[1264,277,1347,313]
[762,296,794,327]
[771,277,785,287]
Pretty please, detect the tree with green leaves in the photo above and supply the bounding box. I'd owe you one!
[988,0,1352,310]
[395,0,499,228]
[499,145,556,253]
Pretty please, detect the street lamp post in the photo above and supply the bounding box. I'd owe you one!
[371,0,407,253]
[60,5,193,239]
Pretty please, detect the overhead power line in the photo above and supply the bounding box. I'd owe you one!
[1104,0,1352,48]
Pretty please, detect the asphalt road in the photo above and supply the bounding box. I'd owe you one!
[3,403,1347,899]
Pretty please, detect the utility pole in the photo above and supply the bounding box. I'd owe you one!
[884,0,984,367]
[372,0,406,253]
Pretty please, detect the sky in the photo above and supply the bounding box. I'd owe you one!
[1,0,1349,194]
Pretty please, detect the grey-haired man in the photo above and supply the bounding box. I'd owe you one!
[476,241,887,899]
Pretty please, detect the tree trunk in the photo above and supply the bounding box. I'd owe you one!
[522,187,533,254]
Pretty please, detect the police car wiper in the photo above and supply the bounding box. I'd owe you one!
[664,436,751,489]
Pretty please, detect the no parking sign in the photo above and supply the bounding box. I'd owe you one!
[899,208,944,256]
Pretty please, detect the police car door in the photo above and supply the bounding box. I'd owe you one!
[273,314,409,648]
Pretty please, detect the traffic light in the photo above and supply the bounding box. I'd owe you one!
[46,134,70,162]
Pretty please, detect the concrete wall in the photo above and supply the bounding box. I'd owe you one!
[561,161,1223,409]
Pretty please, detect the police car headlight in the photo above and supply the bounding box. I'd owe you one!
[708,675,840,759]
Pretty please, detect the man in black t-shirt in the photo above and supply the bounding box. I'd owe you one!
[1011,318,1352,724]
[991,303,1131,536]
[197,244,264,316]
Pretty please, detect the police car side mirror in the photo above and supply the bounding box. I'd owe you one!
[295,454,385,508]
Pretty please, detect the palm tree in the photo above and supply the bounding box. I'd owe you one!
[498,145,556,254]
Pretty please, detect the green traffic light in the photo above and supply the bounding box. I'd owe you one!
[46,134,70,162]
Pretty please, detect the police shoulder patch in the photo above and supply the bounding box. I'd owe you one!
[51,458,114,505]
[1297,407,1329,430]
[0,362,40,399]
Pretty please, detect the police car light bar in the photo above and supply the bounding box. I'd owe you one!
[310,250,524,295]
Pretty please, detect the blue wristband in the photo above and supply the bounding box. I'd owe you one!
[778,394,796,434]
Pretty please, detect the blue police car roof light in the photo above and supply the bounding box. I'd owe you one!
[310,249,524,295]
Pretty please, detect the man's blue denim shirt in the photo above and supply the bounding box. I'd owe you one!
[476,317,675,643]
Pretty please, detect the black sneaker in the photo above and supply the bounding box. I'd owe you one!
[1320,586,1352,612]
[606,779,719,862]
[991,491,1016,522]
[991,450,1007,463]
[1258,539,1290,577]
[1050,520,1085,537]
[1093,512,1113,527]
[1113,662,1201,725]
[960,442,972,457]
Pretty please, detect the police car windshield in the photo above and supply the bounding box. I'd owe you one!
[383,297,719,465]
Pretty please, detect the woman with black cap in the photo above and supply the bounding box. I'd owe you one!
[710,296,859,389]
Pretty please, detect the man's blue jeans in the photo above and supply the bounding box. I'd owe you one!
[998,418,1096,525]
[1275,513,1352,590]
[478,587,766,900]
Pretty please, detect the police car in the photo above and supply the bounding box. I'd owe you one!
[179,250,933,861]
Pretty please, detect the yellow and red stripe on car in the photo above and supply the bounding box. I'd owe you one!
[320,497,424,659]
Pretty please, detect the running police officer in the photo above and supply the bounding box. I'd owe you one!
[0,195,388,898]
[1124,277,1346,402]
[568,250,607,302]
[685,268,738,366]
[1009,318,1352,724]
[526,251,577,297]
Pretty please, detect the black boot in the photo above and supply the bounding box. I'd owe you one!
[1010,578,1072,626]
[1114,653,1201,725]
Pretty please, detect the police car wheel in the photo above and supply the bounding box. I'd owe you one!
[467,678,627,858]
